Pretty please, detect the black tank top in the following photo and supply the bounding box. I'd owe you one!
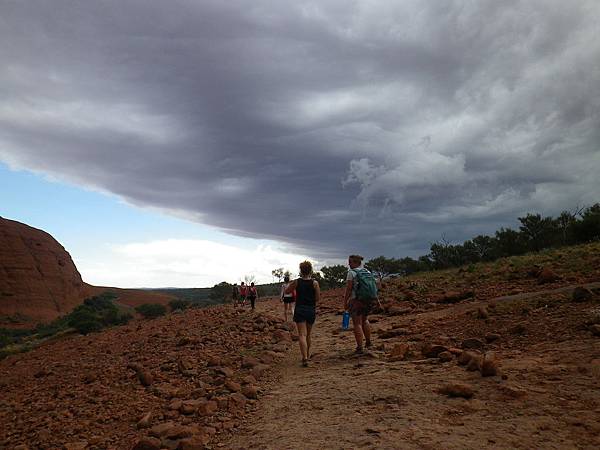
[296,278,316,308]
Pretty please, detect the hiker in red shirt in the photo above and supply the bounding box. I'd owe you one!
[240,282,248,306]
[248,282,259,310]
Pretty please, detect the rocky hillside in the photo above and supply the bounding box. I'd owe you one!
[0,217,92,325]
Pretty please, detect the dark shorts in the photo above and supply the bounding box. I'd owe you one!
[293,305,315,324]
[349,298,372,317]
[283,297,295,304]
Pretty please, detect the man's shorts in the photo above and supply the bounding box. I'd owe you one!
[349,298,372,317]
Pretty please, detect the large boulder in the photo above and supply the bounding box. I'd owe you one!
[0,217,91,323]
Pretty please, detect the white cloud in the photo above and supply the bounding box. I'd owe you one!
[78,239,314,288]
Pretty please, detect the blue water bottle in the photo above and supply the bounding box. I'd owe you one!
[342,310,350,330]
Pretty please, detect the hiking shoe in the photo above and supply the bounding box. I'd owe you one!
[365,340,372,349]
[354,346,364,355]
[302,359,309,367]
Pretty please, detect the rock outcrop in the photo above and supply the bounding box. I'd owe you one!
[0,217,90,324]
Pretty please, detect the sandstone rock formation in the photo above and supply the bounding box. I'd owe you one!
[0,217,91,324]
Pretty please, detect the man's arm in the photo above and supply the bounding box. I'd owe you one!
[343,280,353,310]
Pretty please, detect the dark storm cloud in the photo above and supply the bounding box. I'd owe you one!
[1,0,599,260]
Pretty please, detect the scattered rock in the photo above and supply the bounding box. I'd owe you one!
[241,384,258,399]
[216,366,234,378]
[438,351,454,362]
[461,338,484,350]
[421,344,449,358]
[137,412,152,429]
[457,351,476,366]
[438,383,474,399]
[207,356,221,367]
[224,379,242,392]
[537,267,559,284]
[388,343,409,361]
[480,354,499,377]
[500,384,527,399]
[241,356,260,368]
[251,364,269,380]
[378,328,410,339]
[197,400,218,417]
[131,437,162,450]
[466,356,481,372]
[573,286,594,302]
[477,306,489,319]
[150,422,177,438]
[485,333,501,343]
[272,329,292,343]
[509,324,527,335]
[590,324,600,337]
[137,369,154,387]
[435,291,475,304]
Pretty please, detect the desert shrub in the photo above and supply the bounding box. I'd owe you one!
[168,299,191,311]
[68,307,103,335]
[135,303,167,319]
[34,318,68,338]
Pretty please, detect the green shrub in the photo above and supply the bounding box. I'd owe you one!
[168,299,191,311]
[72,318,103,335]
[135,303,167,319]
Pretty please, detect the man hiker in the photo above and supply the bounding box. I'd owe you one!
[247,282,258,310]
[240,282,248,306]
[231,283,240,307]
[343,254,378,354]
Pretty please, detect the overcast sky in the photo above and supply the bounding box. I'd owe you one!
[2,0,600,275]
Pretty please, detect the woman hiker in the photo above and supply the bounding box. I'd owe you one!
[285,260,320,367]
[280,274,295,321]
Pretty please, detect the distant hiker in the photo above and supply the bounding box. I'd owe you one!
[285,261,320,367]
[280,274,295,321]
[248,282,258,310]
[231,283,240,307]
[344,254,378,354]
[240,282,248,306]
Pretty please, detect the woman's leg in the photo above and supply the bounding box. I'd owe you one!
[306,322,313,358]
[351,314,364,351]
[296,321,308,362]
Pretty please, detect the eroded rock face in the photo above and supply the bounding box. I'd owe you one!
[0,217,90,324]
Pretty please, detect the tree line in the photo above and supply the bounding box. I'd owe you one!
[318,203,600,287]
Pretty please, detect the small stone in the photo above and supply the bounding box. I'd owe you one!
[466,356,481,371]
[137,412,152,429]
[461,338,484,350]
[485,333,501,343]
[197,400,218,416]
[150,421,176,438]
[590,324,600,337]
[131,437,162,450]
[207,356,221,367]
[241,384,258,399]
[241,356,260,368]
[216,366,234,378]
[500,384,527,399]
[138,369,154,387]
[421,344,449,358]
[477,307,489,319]
[537,267,559,284]
[389,343,409,361]
[573,286,594,302]
[251,364,269,380]
[438,383,474,399]
[224,379,241,392]
[438,351,453,362]
[480,354,499,377]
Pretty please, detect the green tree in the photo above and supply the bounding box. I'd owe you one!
[518,213,556,251]
[271,268,284,282]
[321,265,347,287]
[364,256,403,279]
[573,203,600,242]
[135,303,167,319]
[209,281,233,302]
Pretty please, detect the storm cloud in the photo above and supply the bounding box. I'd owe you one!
[1,0,599,260]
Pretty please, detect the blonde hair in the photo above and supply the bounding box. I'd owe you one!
[299,260,313,277]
